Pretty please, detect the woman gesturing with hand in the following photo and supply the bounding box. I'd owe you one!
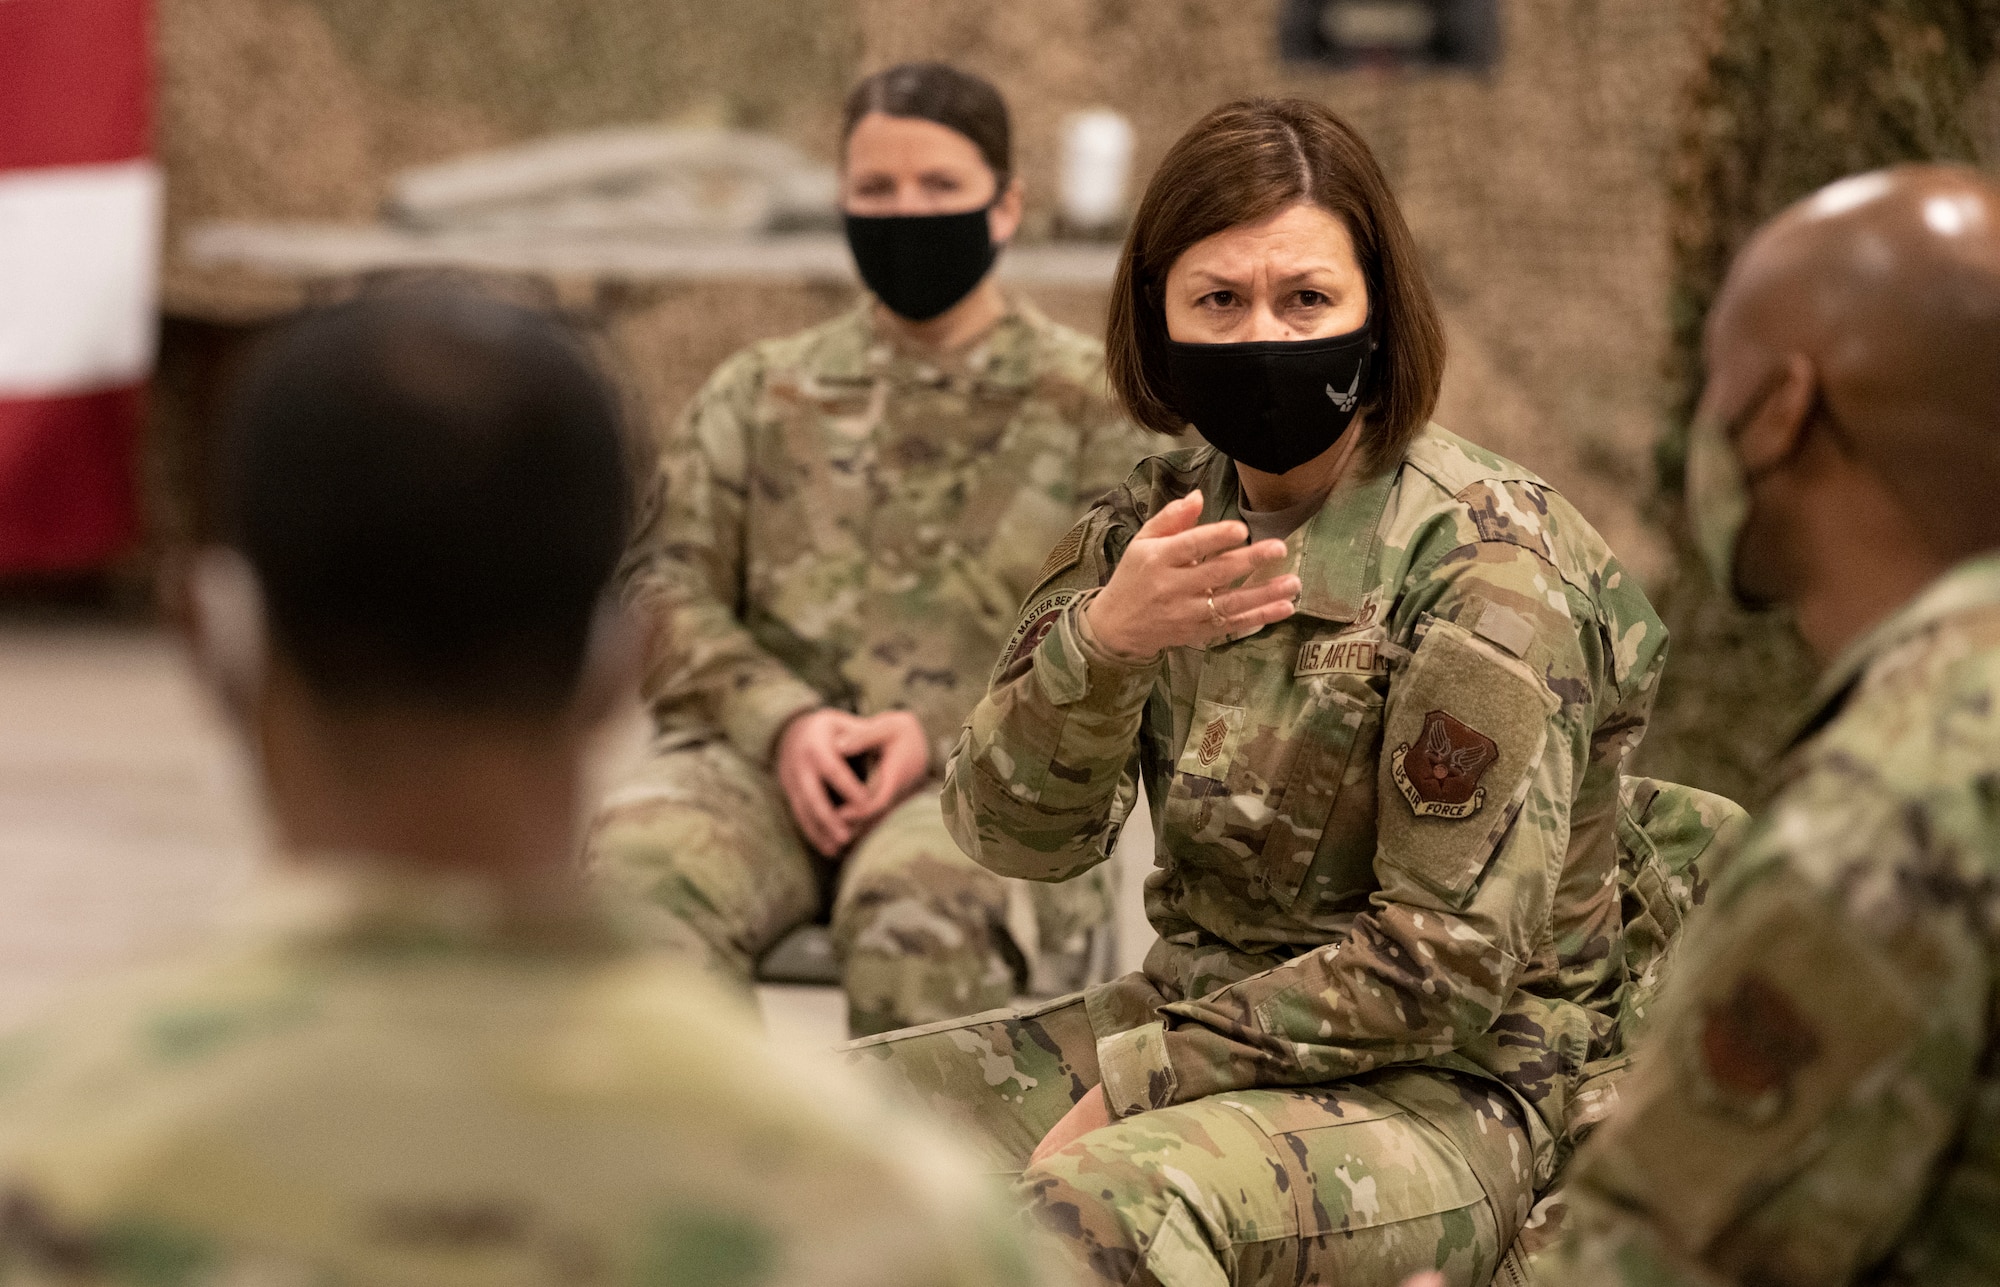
[852,95,1734,1287]
[1084,490,1297,660]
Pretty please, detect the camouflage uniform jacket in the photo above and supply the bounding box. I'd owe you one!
[1546,552,2000,1286]
[627,298,1155,769]
[0,862,1052,1287]
[943,427,1668,1184]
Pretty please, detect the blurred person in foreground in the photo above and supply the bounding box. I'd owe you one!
[850,98,1741,1287]
[1509,164,2000,1287]
[588,62,1158,1036]
[0,288,1049,1287]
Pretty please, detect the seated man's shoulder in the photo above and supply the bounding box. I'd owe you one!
[1819,599,2000,803]
[0,949,1035,1287]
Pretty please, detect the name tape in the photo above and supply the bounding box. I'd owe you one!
[1295,635,1387,678]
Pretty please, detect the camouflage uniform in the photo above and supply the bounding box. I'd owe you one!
[591,298,1155,1036]
[850,429,1744,1286]
[1537,552,2000,1287]
[0,862,1059,1287]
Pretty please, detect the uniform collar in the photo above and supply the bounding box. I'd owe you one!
[1200,448,1399,625]
[1790,551,2000,748]
[236,857,625,956]
[823,294,1043,391]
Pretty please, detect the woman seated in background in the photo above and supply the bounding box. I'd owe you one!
[851,97,1742,1287]
[589,62,1158,1036]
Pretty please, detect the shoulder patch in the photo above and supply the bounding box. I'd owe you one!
[1033,520,1089,589]
[1375,617,1556,902]
[1001,589,1083,670]
[1697,974,1821,1120]
[1393,710,1500,818]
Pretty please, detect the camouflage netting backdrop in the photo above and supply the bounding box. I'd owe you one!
[1639,0,2000,805]
[155,0,2000,801]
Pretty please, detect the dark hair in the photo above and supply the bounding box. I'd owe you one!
[1107,98,1446,471]
[841,62,1012,188]
[219,287,631,716]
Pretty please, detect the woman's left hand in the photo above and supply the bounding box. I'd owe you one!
[834,710,931,833]
[1029,1085,1114,1167]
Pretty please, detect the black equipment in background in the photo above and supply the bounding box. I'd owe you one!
[1279,0,1500,71]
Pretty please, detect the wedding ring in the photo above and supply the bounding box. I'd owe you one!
[1206,592,1225,625]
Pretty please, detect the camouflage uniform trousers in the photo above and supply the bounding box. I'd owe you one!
[848,973,1534,1287]
[589,734,1115,1036]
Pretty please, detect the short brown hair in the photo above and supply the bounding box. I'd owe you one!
[841,63,1012,189]
[1107,98,1445,470]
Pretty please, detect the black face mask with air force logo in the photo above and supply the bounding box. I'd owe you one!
[1163,322,1376,476]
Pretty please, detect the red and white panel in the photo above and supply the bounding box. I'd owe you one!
[0,0,158,575]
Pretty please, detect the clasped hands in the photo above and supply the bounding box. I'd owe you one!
[775,707,930,856]
[1085,490,1301,661]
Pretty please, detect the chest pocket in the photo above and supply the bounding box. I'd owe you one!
[1160,628,1392,907]
[1257,671,1388,906]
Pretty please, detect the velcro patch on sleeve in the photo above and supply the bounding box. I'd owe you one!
[1001,588,1083,671]
[1376,617,1557,903]
[1471,600,1538,659]
[1031,518,1089,590]
[1577,877,1924,1259]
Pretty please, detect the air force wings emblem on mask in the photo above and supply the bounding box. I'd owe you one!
[1392,709,1500,818]
[1325,367,1362,413]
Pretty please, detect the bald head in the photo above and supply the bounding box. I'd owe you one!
[1705,164,2000,555]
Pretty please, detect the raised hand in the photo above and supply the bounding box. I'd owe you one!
[1085,490,1300,660]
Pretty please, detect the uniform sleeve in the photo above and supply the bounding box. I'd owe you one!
[623,349,825,765]
[942,502,1153,884]
[1094,539,1602,1116]
[1539,774,1986,1287]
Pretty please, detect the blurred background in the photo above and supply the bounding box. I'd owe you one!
[6,0,2000,1035]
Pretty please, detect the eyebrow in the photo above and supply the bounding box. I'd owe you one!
[1182,264,1350,289]
[848,166,968,184]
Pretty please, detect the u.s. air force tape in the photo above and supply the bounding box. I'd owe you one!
[1294,633,1388,678]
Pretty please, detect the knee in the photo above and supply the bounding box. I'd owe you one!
[586,804,710,904]
[1020,1152,1151,1286]
[1021,1141,1217,1287]
[835,855,1006,960]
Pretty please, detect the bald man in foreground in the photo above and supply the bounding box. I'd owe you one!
[1523,164,2000,1285]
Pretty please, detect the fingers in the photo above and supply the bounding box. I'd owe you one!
[838,712,930,821]
[832,717,897,755]
[808,739,869,810]
[1150,519,1262,570]
[775,709,863,855]
[863,735,928,816]
[1211,575,1302,622]
[1214,587,1299,637]
[779,760,851,855]
[1171,536,1290,588]
[1131,490,1204,541]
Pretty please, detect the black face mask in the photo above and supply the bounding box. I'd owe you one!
[1163,324,1376,475]
[843,207,1000,322]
